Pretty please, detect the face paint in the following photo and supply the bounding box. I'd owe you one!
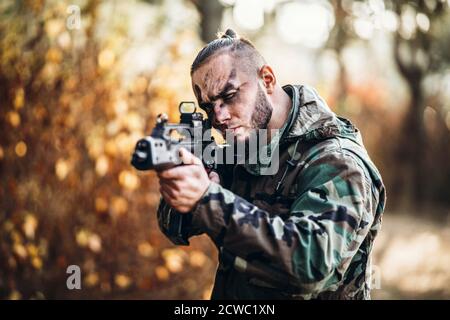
[191,54,273,143]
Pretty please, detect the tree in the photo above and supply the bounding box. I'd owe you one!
[189,0,225,42]
[390,0,450,204]
[0,0,216,299]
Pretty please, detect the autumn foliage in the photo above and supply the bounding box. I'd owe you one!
[1,0,450,300]
[0,0,216,299]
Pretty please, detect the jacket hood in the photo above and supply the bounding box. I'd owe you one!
[282,85,363,146]
[243,84,365,176]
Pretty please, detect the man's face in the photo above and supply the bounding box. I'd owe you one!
[191,53,272,142]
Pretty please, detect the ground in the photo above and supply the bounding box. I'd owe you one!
[372,210,450,299]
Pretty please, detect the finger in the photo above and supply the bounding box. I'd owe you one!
[158,164,200,180]
[176,206,191,214]
[157,166,185,180]
[159,180,178,192]
[159,178,180,192]
[160,187,183,205]
[208,171,220,184]
[179,147,202,166]
[160,189,190,214]
[160,185,177,199]
[161,181,200,201]
[160,188,172,204]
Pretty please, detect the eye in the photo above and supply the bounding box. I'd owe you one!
[223,91,237,102]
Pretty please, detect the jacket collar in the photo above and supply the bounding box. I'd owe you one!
[243,84,361,175]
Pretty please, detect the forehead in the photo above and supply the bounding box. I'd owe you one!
[191,53,248,99]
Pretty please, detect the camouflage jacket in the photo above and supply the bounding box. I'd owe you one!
[157,85,386,300]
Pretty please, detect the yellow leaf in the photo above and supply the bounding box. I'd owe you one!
[13,244,28,259]
[155,266,170,281]
[113,99,128,116]
[118,170,140,191]
[95,155,109,177]
[88,233,102,253]
[14,88,24,109]
[131,76,148,95]
[111,196,128,217]
[115,274,132,289]
[26,244,39,257]
[15,141,27,157]
[57,32,71,49]
[114,133,134,154]
[23,214,38,239]
[85,272,99,287]
[162,249,185,273]
[31,257,43,270]
[105,140,117,156]
[41,62,60,83]
[123,111,144,132]
[76,229,89,247]
[106,120,121,136]
[46,48,62,63]
[55,159,71,180]
[86,133,104,159]
[95,197,109,213]
[45,19,63,39]
[7,111,21,127]
[98,49,115,70]
[138,242,154,258]
[189,250,207,268]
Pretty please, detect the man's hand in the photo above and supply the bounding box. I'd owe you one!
[157,148,218,213]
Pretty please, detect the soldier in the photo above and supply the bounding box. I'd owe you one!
[156,29,386,299]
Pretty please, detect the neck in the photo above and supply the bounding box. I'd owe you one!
[267,85,292,139]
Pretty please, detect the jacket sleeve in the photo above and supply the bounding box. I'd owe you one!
[188,148,377,295]
[156,199,203,245]
[156,164,235,245]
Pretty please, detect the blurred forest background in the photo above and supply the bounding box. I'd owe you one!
[0,0,449,300]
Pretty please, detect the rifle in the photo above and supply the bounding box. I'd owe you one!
[130,102,222,245]
[131,101,218,172]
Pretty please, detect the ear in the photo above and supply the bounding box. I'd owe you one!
[259,65,276,94]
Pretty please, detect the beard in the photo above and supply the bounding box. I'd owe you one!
[229,85,273,162]
[219,85,273,158]
[250,85,273,129]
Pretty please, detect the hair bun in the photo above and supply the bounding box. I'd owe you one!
[221,29,238,40]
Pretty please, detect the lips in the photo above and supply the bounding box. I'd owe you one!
[228,126,241,134]
[218,125,240,134]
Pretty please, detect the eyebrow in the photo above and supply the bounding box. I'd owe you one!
[210,82,237,101]
[197,69,238,108]
[199,82,238,111]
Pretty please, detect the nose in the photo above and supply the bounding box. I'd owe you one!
[213,103,231,125]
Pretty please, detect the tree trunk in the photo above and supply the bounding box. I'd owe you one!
[393,34,428,206]
[191,0,224,43]
[403,79,427,204]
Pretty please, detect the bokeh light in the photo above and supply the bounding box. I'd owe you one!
[233,0,265,31]
[1,0,449,301]
[276,1,335,48]
[15,141,27,157]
